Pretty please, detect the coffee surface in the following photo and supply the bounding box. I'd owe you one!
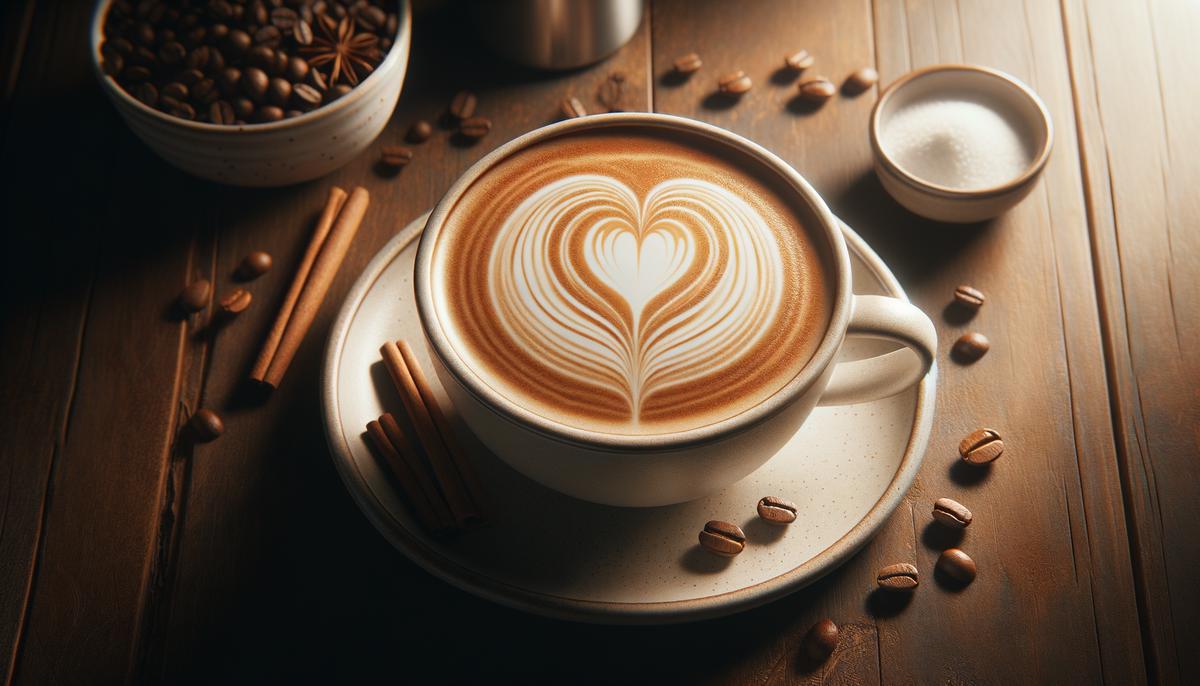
[432,126,833,435]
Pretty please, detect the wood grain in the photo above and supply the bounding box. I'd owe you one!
[1062,0,1200,683]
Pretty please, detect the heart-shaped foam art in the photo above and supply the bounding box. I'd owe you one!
[488,174,784,423]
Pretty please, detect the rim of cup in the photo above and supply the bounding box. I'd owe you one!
[415,112,857,452]
[88,0,411,135]
[869,63,1054,199]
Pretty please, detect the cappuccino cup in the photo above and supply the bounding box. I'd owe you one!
[415,113,936,507]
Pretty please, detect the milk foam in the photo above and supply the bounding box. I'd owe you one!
[487,174,784,422]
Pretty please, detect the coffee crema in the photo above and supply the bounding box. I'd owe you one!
[432,127,833,435]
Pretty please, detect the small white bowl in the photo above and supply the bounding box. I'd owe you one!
[90,0,411,187]
[869,64,1052,223]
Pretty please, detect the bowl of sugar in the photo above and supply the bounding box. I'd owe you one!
[869,64,1052,223]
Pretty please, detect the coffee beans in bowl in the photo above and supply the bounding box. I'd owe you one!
[90,0,411,186]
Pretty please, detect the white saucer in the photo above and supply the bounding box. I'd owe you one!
[322,213,936,624]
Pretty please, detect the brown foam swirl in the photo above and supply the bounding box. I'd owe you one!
[434,129,832,435]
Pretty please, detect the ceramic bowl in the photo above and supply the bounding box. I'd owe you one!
[89,0,411,187]
[869,64,1053,223]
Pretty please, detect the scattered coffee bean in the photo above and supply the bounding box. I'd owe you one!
[718,70,752,95]
[951,332,990,362]
[784,49,814,71]
[597,71,627,111]
[560,96,587,119]
[458,116,492,140]
[937,548,977,584]
[406,119,433,143]
[219,288,252,316]
[844,67,879,94]
[673,52,702,74]
[877,562,920,590]
[189,408,225,442]
[959,428,1004,464]
[953,284,986,310]
[238,251,273,280]
[803,619,839,663]
[449,90,477,120]
[798,76,836,103]
[380,145,414,167]
[932,497,973,528]
[757,496,798,524]
[178,279,211,313]
[699,520,745,557]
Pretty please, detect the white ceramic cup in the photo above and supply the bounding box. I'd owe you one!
[415,113,936,507]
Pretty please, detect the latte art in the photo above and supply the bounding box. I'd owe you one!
[434,128,832,434]
[488,174,784,420]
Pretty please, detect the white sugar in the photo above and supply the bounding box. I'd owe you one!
[881,98,1034,190]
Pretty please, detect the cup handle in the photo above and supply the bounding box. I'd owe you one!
[817,294,937,406]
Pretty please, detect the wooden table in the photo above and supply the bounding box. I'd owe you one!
[2,0,1196,683]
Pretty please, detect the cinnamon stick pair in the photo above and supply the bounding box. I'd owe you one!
[251,186,369,390]
[370,340,486,532]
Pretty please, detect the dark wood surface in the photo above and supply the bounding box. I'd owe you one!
[0,0,1195,683]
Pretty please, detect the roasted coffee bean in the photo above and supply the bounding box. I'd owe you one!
[247,45,276,71]
[133,21,155,46]
[953,284,986,309]
[240,67,269,103]
[380,145,413,167]
[308,67,327,91]
[449,90,477,120]
[132,46,158,67]
[932,497,973,528]
[178,279,211,313]
[161,81,189,101]
[159,40,187,66]
[673,52,702,74]
[189,408,225,442]
[218,67,242,96]
[255,25,282,48]
[192,78,218,104]
[225,28,252,57]
[124,65,152,82]
[285,109,303,118]
[248,0,269,27]
[219,288,252,315]
[406,119,433,143]
[785,49,814,71]
[718,70,752,95]
[270,7,298,30]
[359,6,386,30]
[285,55,309,82]
[844,67,879,94]
[238,251,273,279]
[952,332,990,362]
[209,22,230,42]
[458,116,492,139]
[209,99,235,124]
[268,77,292,106]
[176,69,205,87]
[385,12,399,35]
[698,520,745,556]
[103,53,125,77]
[209,0,235,22]
[937,548,977,584]
[803,619,839,663]
[232,97,255,119]
[959,428,1003,464]
[292,82,322,109]
[134,82,158,107]
[167,100,197,120]
[597,71,627,111]
[560,96,587,119]
[877,562,920,590]
[271,50,289,77]
[757,496,798,524]
[292,19,313,45]
[798,76,836,103]
[255,105,284,122]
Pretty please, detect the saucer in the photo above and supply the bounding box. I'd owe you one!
[322,213,936,623]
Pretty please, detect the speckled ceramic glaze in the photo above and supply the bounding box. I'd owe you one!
[321,213,936,623]
[90,0,411,187]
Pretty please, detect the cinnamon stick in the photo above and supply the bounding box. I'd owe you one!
[396,340,488,513]
[380,340,481,527]
[365,419,443,534]
[251,186,368,389]
[379,412,455,532]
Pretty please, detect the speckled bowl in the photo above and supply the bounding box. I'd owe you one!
[870,64,1053,223]
[89,0,411,187]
